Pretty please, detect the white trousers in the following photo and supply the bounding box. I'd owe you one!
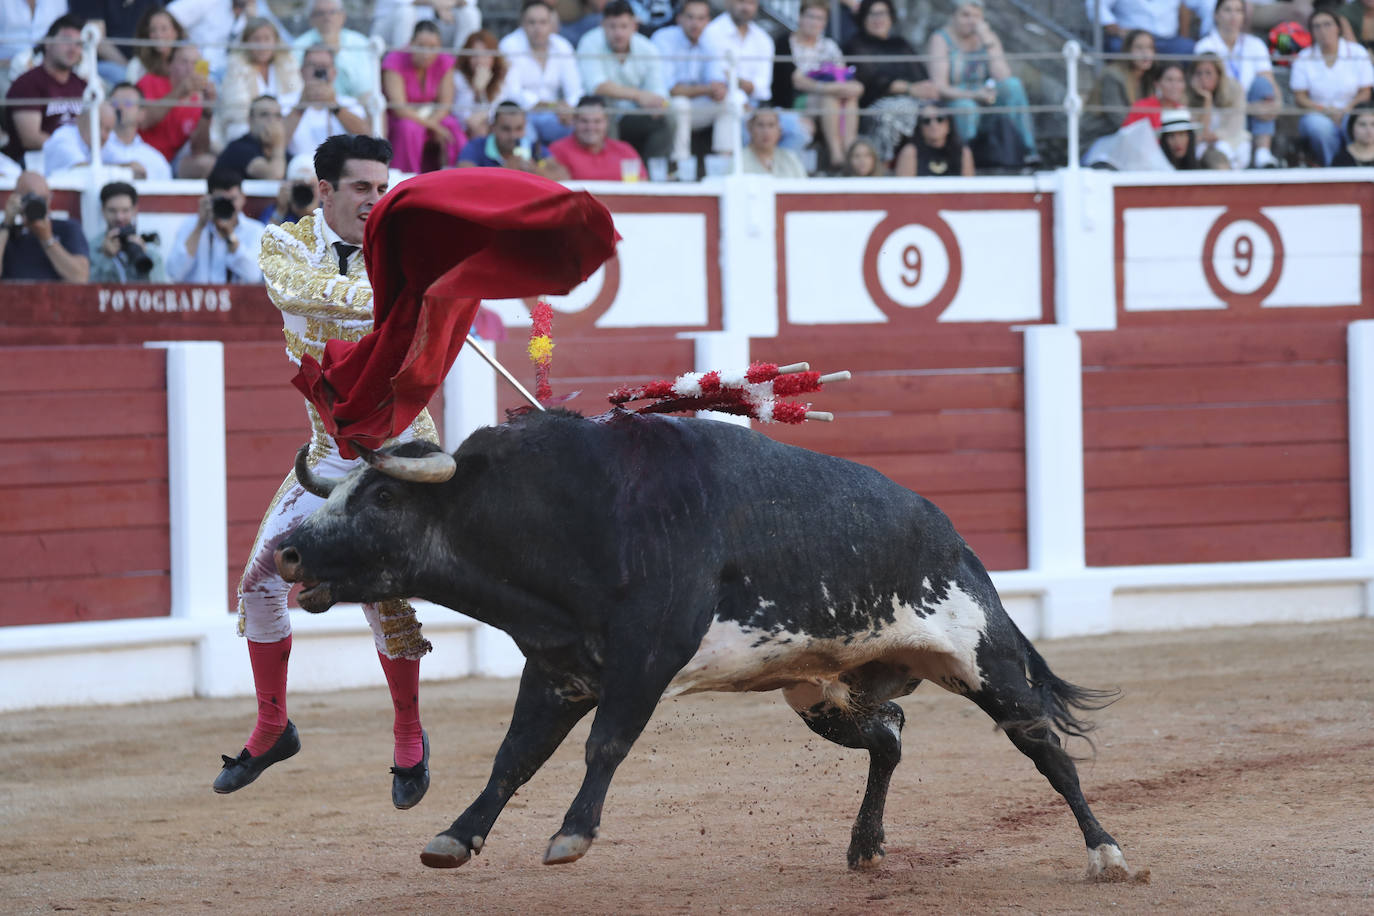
[670,92,743,160]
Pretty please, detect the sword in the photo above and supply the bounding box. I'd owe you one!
[465,333,545,412]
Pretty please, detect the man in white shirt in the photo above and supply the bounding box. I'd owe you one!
[279,46,369,158]
[42,102,115,176]
[701,0,808,152]
[166,167,265,283]
[500,0,582,145]
[577,0,674,160]
[1092,0,1197,56]
[0,0,66,88]
[293,0,379,107]
[371,0,481,56]
[653,0,730,159]
[103,82,174,180]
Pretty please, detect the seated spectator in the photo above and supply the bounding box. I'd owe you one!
[292,0,378,107]
[1334,103,1374,165]
[139,42,217,178]
[561,0,608,48]
[261,154,319,225]
[124,6,183,84]
[102,82,174,180]
[1082,29,1157,157]
[740,107,807,177]
[653,0,728,161]
[704,0,811,155]
[0,0,65,93]
[213,17,301,149]
[0,170,89,281]
[502,0,582,146]
[372,0,482,56]
[1188,53,1250,168]
[213,94,288,179]
[928,0,1036,167]
[843,0,938,162]
[842,136,887,175]
[280,46,368,158]
[42,102,116,176]
[166,167,263,283]
[1094,0,1196,56]
[577,0,674,161]
[456,99,569,178]
[774,0,863,170]
[382,19,467,172]
[549,95,646,179]
[1158,106,1200,168]
[1291,7,1374,166]
[2,16,87,167]
[894,108,973,176]
[89,181,165,282]
[1195,0,1280,167]
[1122,59,1188,130]
[453,30,508,140]
[70,0,163,87]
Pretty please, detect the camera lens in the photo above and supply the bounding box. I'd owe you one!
[312,67,328,80]
[211,196,235,220]
[22,193,47,223]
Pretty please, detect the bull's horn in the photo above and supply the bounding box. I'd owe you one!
[356,444,457,483]
[294,445,343,498]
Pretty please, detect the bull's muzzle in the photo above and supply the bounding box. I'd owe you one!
[275,546,304,581]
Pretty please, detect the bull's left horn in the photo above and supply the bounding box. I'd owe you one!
[294,445,344,498]
[357,444,457,483]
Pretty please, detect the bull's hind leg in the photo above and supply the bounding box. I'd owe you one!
[421,663,595,869]
[783,682,907,870]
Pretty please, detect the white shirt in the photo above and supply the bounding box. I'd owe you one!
[166,0,235,76]
[701,13,773,103]
[1291,39,1374,109]
[166,211,265,284]
[1194,31,1272,94]
[1090,0,1182,39]
[278,89,366,158]
[650,24,712,91]
[500,29,583,109]
[103,131,174,181]
[40,122,91,175]
[0,0,65,62]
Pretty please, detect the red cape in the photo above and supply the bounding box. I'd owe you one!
[292,169,619,458]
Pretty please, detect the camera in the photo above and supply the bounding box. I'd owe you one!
[21,192,47,223]
[290,182,315,210]
[211,196,235,220]
[116,224,156,275]
[312,66,328,80]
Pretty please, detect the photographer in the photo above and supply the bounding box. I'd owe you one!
[280,46,369,158]
[261,155,319,226]
[0,171,90,282]
[89,182,166,283]
[166,168,264,284]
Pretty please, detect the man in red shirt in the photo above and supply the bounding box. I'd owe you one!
[1,16,87,165]
[548,95,648,181]
[138,43,217,178]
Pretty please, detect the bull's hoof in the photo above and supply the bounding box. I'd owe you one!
[1085,843,1150,884]
[543,832,593,865]
[421,834,474,869]
[847,847,886,871]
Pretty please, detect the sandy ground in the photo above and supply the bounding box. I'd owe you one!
[2,619,1372,915]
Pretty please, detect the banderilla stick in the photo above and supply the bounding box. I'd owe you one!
[465,334,546,412]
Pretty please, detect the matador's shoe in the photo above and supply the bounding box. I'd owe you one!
[212,721,301,794]
[391,730,430,809]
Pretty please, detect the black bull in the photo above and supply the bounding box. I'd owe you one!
[276,407,1139,880]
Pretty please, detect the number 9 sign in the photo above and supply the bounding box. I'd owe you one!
[862,215,963,317]
[1201,208,1284,307]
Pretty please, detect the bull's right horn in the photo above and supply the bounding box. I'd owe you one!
[294,445,343,498]
[356,444,457,484]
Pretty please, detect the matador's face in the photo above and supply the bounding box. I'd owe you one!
[321,159,389,246]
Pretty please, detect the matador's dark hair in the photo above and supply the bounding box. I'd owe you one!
[314,134,394,189]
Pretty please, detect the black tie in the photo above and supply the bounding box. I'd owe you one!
[333,241,359,275]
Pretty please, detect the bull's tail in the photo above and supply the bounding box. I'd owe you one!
[1015,628,1120,747]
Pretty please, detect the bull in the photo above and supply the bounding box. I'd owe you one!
[276,407,1139,881]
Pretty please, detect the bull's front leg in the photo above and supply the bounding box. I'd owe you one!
[421,663,596,869]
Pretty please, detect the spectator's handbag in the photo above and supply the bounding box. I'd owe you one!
[805,62,856,83]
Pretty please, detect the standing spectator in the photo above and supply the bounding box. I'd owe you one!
[843,0,938,162]
[260,153,318,225]
[292,0,378,107]
[166,167,263,283]
[0,170,89,281]
[452,30,508,140]
[88,181,165,283]
[702,0,809,153]
[561,0,608,48]
[280,46,368,158]
[741,108,807,176]
[653,0,728,161]
[1093,0,1197,56]
[1188,52,1250,168]
[894,108,974,176]
[927,0,1036,166]
[1122,59,1188,129]
[501,0,582,146]
[1291,7,1374,167]
[0,0,65,93]
[213,17,301,149]
[1334,103,1374,166]
[139,42,217,178]
[1,16,86,167]
[1082,28,1157,154]
[382,19,467,172]
[577,1,674,161]
[42,102,116,176]
[372,0,482,55]
[773,0,863,171]
[103,82,174,179]
[456,100,569,177]
[125,6,184,84]
[213,94,288,179]
[842,136,887,175]
[1157,106,1200,168]
[549,94,646,179]
[1194,0,1280,167]
[69,0,163,87]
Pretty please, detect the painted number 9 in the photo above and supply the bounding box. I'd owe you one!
[1233,234,1253,278]
[901,244,922,287]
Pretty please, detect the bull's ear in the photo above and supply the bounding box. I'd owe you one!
[295,444,342,497]
[357,443,457,484]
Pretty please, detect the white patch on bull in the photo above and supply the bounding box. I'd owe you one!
[665,580,989,700]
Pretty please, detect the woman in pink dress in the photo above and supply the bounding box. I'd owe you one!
[382,20,467,172]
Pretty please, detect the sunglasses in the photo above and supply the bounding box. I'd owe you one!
[919,116,949,125]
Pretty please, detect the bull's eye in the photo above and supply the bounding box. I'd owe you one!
[375,487,393,507]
